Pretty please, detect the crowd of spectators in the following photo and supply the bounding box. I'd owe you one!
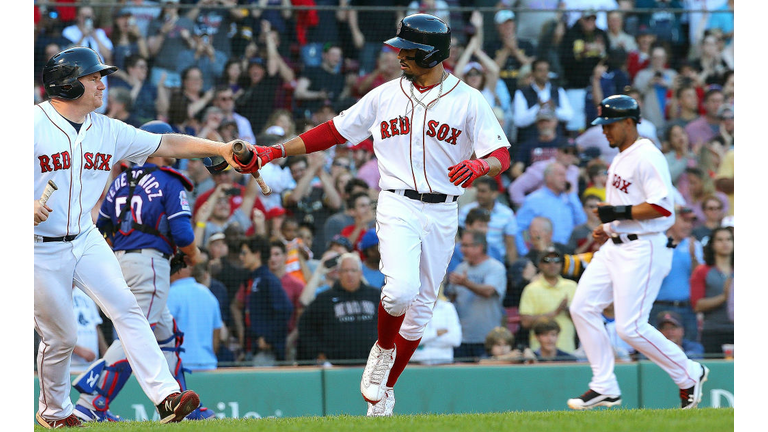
[33,0,734,368]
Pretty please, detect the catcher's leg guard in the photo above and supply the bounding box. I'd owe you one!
[158,319,189,390]
[157,319,214,420]
[73,359,133,411]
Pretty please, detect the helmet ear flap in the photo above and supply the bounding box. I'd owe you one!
[49,76,85,100]
[419,50,438,69]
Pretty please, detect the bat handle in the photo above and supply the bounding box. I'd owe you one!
[253,172,272,196]
[232,140,253,164]
[39,180,58,206]
[233,140,271,195]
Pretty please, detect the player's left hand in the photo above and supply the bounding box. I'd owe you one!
[447,159,490,187]
[592,224,609,245]
[184,247,204,266]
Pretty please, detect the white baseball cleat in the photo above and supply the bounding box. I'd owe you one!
[681,363,710,409]
[367,387,395,417]
[567,389,622,410]
[360,341,396,403]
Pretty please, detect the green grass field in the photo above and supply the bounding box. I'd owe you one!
[33,408,734,431]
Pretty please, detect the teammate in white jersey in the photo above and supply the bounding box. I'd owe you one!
[232,14,511,416]
[566,95,709,411]
[33,47,242,428]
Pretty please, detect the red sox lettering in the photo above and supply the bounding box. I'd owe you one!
[425,120,462,145]
[38,151,113,173]
[380,117,411,138]
[38,152,72,172]
[611,173,631,194]
[379,116,463,145]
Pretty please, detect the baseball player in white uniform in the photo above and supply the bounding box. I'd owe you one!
[566,95,709,410]
[232,14,511,417]
[34,47,242,427]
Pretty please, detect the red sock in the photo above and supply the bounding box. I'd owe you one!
[377,302,405,350]
[386,334,422,387]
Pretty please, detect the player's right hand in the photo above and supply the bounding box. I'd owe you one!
[232,143,282,173]
[34,200,52,226]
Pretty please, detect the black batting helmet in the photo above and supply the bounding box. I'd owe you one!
[592,95,641,125]
[384,13,451,69]
[42,47,117,100]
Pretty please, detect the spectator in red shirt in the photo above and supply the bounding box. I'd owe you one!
[192,168,266,219]
[353,47,400,97]
[340,192,375,253]
[690,226,734,355]
[627,28,656,81]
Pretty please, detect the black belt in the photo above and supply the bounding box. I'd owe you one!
[611,234,638,244]
[388,189,458,204]
[611,234,677,249]
[42,234,77,242]
[124,249,171,260]
[655,300,690,308]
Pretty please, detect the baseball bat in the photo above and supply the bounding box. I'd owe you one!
[39,180,58,206]
[232,140,272,196]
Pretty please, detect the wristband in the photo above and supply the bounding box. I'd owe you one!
[274,143,286,158]
[597,205,633,224]
[196,222,206,228]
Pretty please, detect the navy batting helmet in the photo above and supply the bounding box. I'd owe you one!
[592,95,641,125]
[384,14,451,69]
[140,120,174,134]
[42,47,117,100]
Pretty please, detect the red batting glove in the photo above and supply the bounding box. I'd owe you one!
[447,158,490,187]
[233,145,283,173]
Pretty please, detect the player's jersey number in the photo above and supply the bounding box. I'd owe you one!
[115,196,145,224]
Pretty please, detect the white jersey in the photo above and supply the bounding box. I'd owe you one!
[34,101,161,238]
[604,138,675,235]
[332,74,510,196]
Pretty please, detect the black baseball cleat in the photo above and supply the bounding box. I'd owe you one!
[157,390,201,423]
[681,364,710,409]
[567,389,622,410]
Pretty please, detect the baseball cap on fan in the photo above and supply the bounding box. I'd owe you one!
[536,108,556,122]
[206,232,226,249]
[358,228,379,251]
[463,61,484,75]
[328,234,353,252]
[656,311,683,328]
[583,9,598,20]
[495,10,515,25]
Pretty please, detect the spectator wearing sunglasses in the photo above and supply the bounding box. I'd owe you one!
[692,195,726,246]
[518,247,578,353]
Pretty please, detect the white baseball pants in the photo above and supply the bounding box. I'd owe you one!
[570,233,703,395]
[376,191,458,341]
[34,227,179,420]
[77,250,179,409]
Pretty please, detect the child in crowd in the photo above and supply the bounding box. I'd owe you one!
[479,327,537,364]
[531,317,577,362]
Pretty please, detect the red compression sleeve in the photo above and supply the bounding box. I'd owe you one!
[484,147,511,172]
[299,120,347,153]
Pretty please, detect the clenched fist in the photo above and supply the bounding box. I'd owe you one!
[447,159,490,187]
